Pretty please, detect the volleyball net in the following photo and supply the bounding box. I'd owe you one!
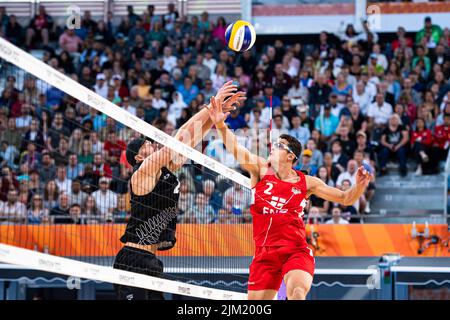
[0,37,264,299]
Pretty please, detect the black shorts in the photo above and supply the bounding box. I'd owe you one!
[113,246,165,300]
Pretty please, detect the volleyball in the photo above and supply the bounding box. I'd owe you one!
[225,20,256,52]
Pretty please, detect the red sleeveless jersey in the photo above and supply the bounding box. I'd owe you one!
[250,168,309,247]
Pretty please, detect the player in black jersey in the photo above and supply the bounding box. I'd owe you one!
[113,81,246,300]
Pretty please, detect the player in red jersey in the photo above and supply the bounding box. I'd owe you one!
[207,97,372,300]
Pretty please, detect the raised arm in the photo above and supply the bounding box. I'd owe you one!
[306,166,371,206]
[208,96,264,176]
[132,82,247,195]
[167,81,246,171]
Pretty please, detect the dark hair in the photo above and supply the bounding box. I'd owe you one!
[279,134,302,160]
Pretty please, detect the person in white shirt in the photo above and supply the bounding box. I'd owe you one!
[54,165,72,195]
[326,207,349,225]
[0,189,27,223]
[222,183,251,212]
[15,103,33,130]
[89,132,104,154]
[203,49,217,75]
[336,160,358,187]
[93,73,108,99]
[271,114,290,142]
[152,88,167,110]
[353,81,372,116]
[168,91,187,126]
[121,96,137,116]
[371,44,388,70]
[360,72,377,102]
[367,93,393,127]
[162,46,177,72]
[92,177,117,215]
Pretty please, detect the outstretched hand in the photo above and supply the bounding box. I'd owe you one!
[356,166,372,188]
[207,95,230,125]
[215,81,247,112]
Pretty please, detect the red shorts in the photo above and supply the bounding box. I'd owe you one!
[248,245,315,291]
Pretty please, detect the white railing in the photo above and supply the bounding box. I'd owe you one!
[0,0,242,20]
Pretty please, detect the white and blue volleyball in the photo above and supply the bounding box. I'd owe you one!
[225,20,256,52]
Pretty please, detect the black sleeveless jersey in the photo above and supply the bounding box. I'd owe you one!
[120,166,180,246]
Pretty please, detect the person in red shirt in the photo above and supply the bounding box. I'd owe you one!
[433,113,450,161]
[411,118,437,175]
[207,96,372,300]
[25,5,53,49]
[104,130,127,163]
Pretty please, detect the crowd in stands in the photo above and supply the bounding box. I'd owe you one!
[0,3,449,226]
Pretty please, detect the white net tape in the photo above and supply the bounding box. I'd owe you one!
[0,243,247,299]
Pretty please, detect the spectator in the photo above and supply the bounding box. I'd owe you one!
[28,169,43,195]
[289,115,310,147]
[43,180,59,210]
[54,165,72,194]
[47,113,70,152]
[411,118,437,175]
[338,179,359,219]
[336,159,358,187]
[27,194,49,224]
[66,153,84,180]
[4,14,23,46]
[305,138,323,168]
[0,140,19,170]
[295,149,316,175]
[163,2,179,32]
[212,17,227,46]
[68,203,84,224]
[325,206,349,225]
[83,195,101,220]
[182,193,216,224]
[177,77,199,105]
[152,88,168,110]
[309,166,333,215]
[22,118,45,152]
[202,180,222,214]
[223,182,251,212]
[225,109,247,131]
[20,142,40,171]
[331,140,349,176]
[94,73,108,99]
[416,16,442,48]
[51,137,70,166]
[25,5,53,49]
[0,188,27,223]
[336,125,356,158]
[432,113,450,162]
[211,63,229,91]
[58,29,82,54]
[50,192,72,224]
[379,114,409,177]
[314,104,339,141]
[40,150,56,183]
[92,176,117,215]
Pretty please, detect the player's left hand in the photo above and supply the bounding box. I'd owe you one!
[222,91,247,112]
[207,95,230,124]
[356,166,372,188]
